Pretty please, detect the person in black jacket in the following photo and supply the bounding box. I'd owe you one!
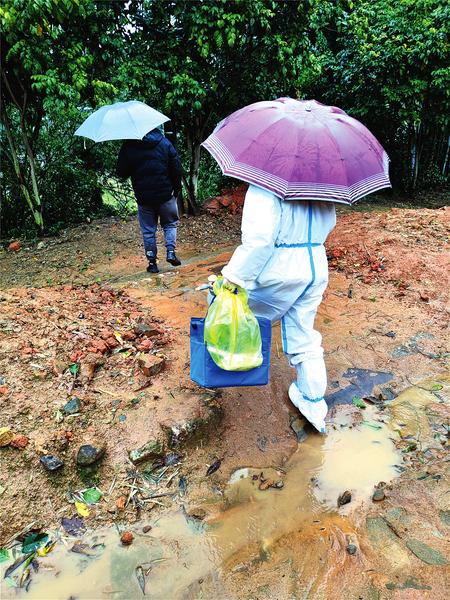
[117,128,182,273]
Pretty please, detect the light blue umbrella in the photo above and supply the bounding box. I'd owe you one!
[74,100,170,142]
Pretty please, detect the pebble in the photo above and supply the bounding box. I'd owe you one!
[10,435,29,449]
[40,454,64,471]
[290,416,309,443]
[76,444,105,466]
[346,544,357,555]
[63,397,82,415]
[142,525,152,533]
[337,490,352,507]
[372,488,386,502]
[120,531,134,545]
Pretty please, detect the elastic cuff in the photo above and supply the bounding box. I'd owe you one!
[221,266,247,289]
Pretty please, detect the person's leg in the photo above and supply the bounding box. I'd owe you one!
[282,280,329,432]
[137,204,159,272]
[159,197,181,265]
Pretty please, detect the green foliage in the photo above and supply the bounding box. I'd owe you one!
[1,0,449,237]
[309,0,450,191]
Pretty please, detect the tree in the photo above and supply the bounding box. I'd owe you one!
[0,0,120,231]
[310,0,450,191]
[114,0,321,212]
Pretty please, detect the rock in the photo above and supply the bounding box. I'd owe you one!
[187,507,207,520]
[366,516,411,569]
[8,241,21,252]
[405,538,448,566]
[63,397,82,415]
[439,510,450,527]
[116,495,127,511]
[259,479,274,491]
[134,322,161,337]
[80,353,105,382]
[160,392,224,448]
[40,454,64,471]
[272,480,284,489]
[372,488,386,502]
[86,339,109,354]
[36,241,46,250]
[10,435,29,449]
[346,544,357,555]
[142,525,152,533]
[76,444,106,466]
[120,531,134,545]
[129,439,163,464]
[290,415,309,442]
[138,354,165,378]
[337,490,352,507]
[0,385,9,396]
[0,427,14,447]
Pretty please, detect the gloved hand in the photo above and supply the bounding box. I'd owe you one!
[222,277,239,291]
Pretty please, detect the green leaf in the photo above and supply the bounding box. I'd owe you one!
[22,532,49,554]
[352,396,367,409]
[82,487,102,505]
[431,383,443,391]
[69,363,80,376]
[0,548,9,563]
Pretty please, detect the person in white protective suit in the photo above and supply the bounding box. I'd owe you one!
[221,185,336,433]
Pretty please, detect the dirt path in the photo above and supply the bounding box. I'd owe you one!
[0,203,449,598]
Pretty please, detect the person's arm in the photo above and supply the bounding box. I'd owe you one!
[116,143,131,179]
[222,186,282,288]
[167,142,182,196]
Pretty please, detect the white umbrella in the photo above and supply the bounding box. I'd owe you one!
[74,100,170,142]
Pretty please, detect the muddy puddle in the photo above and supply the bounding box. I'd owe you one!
[1,394,417,599]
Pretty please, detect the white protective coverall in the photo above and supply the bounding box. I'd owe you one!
[222,185,336,432]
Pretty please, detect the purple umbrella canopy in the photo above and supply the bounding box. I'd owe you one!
[202,98,391,205]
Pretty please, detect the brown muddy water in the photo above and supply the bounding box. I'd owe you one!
[1,396,417,600]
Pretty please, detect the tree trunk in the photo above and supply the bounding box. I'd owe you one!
[2,112,43,229]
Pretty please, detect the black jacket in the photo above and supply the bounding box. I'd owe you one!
[116,129,182,205]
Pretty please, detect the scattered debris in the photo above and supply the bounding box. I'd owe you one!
[63,397,82,415]
[129,439,164,464]
[40,455,64,471]
[76,443,106,466]
[120,531,134,545]
[372,488,386,502]
[0,427,14,447]
[206,458,222,476]
[337,490,352,507]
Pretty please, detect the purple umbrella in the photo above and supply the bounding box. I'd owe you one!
[202,98,391,205]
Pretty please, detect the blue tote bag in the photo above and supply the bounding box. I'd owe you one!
[190,316,272,388]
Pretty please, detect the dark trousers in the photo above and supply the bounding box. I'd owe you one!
[137,197,179,261]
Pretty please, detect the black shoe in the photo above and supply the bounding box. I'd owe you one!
[147,261,159,273]
[166,250,181,266]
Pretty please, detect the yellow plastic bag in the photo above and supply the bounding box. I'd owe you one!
[204,278,263,371]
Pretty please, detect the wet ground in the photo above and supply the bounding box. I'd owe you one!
[0,203,449,598]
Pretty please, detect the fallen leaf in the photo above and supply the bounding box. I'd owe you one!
[0,427,14,447]
[37,541,56,556]
[206,458,222,476]
[75,501,90,517]
[352,396,367,409]
[22,532,48,554]
[135,565,146,595]
[61,516,86,535]
[69,363,80,377]
[82,487,102,505]
[0,548,9,563]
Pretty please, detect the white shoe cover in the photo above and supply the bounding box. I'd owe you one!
[288,382,328,434]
